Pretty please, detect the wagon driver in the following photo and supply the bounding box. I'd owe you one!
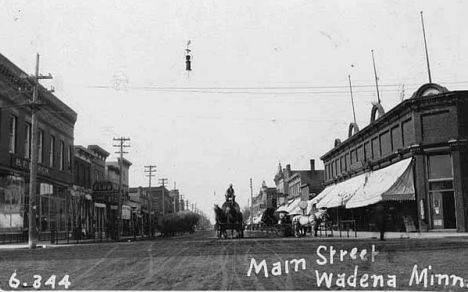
[225,184,236,203]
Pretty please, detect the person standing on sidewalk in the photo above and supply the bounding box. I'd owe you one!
[375,203,387,241]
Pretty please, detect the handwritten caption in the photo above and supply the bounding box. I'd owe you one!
[8,271,71,290]
[247,245,468,289]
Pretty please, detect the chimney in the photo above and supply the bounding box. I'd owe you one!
[310,159,315,171]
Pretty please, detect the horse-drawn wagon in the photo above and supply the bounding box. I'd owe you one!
[250,208,293,237]
[214,199,244,239]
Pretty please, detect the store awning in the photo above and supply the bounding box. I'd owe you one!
[310,184,337,206]
[285,197,301,213]
[316,173,368,209]
[316,158,414,209]
[275,205,288,213]
[252,214,263,224]
[345,158,414,209]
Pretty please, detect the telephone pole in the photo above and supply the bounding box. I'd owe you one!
[113,137,130,241]
[159,178,168,215]
[144,165,156,237]
[21,54,52,249]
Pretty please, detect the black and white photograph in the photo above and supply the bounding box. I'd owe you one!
[1,0,468,290]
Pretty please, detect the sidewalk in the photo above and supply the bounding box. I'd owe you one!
[244,229,468,241]
[0,235,151,250]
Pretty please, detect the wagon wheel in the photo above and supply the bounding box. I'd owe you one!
[275,225,286,237]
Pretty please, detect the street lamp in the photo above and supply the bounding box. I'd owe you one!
[131,206,136,241]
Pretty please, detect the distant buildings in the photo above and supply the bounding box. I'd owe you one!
[252,181,278,219]
[0,52,205,241]
[273,160,325,214]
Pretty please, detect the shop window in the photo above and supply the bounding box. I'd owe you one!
[428,154,452,180]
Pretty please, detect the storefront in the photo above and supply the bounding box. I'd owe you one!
[320,83,468,232]
[0,174,25,233]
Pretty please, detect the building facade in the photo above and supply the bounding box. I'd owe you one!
[129,186,172,232]
[0,53,77,236]
[274,160,325,214]
[70,146,94,238]
[252,181,278,219]
[318,83,468,232]
[87,145,109,237]
[169,189,180,213]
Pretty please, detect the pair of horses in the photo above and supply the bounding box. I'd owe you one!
[213,204,244,239]
[291,209,330,237]
[261,207,330,237]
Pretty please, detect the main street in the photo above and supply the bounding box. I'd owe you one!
[1,231,468,290]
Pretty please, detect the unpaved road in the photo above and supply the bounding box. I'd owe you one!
[1,230,468,290]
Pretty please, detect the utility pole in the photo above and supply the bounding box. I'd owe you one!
[113,137,130,241]
[159,178,168,215]
[144,165,156,237]
[21,53,53,249]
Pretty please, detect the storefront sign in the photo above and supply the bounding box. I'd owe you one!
[93,192,118,204]
[93,182,114,191]
[11,155,51,177]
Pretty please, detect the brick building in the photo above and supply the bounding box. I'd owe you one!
[251,181,278,221]
[128,185,172,231]
[316,83,468,232]
[70,146,94,237]
[0,53,77,236]
[274,160,325,214]
[87,145,109,236]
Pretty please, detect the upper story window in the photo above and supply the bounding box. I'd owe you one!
[49,135,55,167]
[68,146,73,172]
[59,140,65,171]
[9,115,17,153]
[24,123,31,159]
[38,130,44,164]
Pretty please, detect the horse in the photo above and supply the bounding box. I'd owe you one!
[225,205,244,238]
[292,209,330,237]
[213,204,243,239]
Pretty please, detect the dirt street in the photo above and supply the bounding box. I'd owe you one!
[1,230,468,290]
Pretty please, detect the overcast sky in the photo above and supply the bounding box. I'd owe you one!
[1,0,467,220]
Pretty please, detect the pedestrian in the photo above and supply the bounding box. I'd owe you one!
[375,203,387,241]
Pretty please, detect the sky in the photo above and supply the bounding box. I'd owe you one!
[1,0,467,221]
